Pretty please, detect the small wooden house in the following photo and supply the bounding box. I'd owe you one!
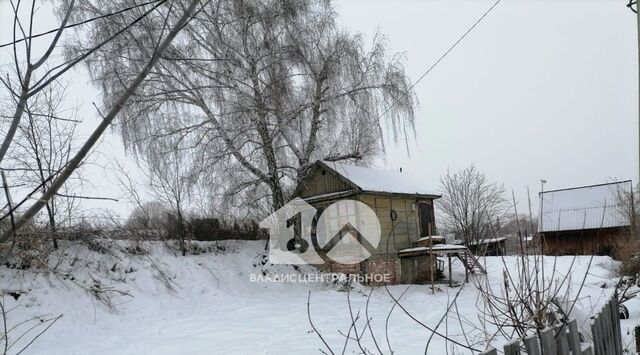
[538,181,632,256]
[294,160,441,284]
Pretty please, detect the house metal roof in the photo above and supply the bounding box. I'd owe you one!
[320,160,440,198]
[538,180,632,233]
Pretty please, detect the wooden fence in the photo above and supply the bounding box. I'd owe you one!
[480,294,622,355]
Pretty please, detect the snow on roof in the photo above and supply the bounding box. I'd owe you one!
[467,237,506,245]
[429,244,468,251]
[398,246,429,253]
[417,235,446,241]
[321,161,439,197]
[398,244,468,255]
[538,181,632,233]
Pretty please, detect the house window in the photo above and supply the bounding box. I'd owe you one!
[419,202,434,237]
[324,201,358,245]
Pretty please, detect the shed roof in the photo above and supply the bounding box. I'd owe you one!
[467,237,506,246]
[398,244,469,257]
[319,160,440,198]
[538,180,632,233]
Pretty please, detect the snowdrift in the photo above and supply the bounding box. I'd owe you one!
[0,239,628,354]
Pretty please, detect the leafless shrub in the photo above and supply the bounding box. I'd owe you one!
[611,181,638,238]
[7,79,84,250]
[0,295,62,355]
[125,201,170,233]
[439,165,510,245]
[307,224,484,354]
[611,182,640,286]
[615,239,640,281]
[5,228,53,270]
[472,190,601,349]
[474,251,592,342]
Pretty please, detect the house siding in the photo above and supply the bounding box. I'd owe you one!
[358,194,427,255]
[541,227,628,256]
[297,166,353,198]
[292,161,439,285]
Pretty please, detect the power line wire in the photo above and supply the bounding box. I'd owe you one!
[412,0,501,90]
[381,0,501,117]
[0,0,164,49]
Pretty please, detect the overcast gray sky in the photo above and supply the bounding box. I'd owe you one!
[1,0,638,219]
[338,0,638,214]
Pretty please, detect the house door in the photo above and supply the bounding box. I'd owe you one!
[419,203,433,237]
[400,257,417,284]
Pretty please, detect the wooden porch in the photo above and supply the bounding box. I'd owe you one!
[398,243,486,287]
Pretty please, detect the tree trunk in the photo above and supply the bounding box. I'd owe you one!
[177,209,186,256]
[269,179,285,211]
[45,203,58,249]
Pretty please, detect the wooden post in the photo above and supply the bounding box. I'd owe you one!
[568,319,582,355]
[631,185,636,240]
[607,298,615,355]
[635,325,640,354]
[540,327,557,355]
[448,253,453,287]
[592,313,603,355]
[610,300,617,355]
[606,300,616,355]
[554,325,570,355]
[524,335,542,355]
[504,340,521,355]
[612,296,623,355]
[429,240,435,294]
[464,251,469,283]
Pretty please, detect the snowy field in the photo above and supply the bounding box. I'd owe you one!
[0,240,634,354]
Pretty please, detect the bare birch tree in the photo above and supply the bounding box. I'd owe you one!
[0,0,76,166]
[66,0,417,212]
[0,0,202,239]
[144,140,196,255]
[439,165,509,244]
[0,0,169,165]
[7,80,83,249]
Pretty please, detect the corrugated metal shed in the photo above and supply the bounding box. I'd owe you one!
[538,181,632,232]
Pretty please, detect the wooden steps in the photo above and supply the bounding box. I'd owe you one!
[455,250,486,274]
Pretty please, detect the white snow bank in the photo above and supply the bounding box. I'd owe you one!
[0,240,628,354]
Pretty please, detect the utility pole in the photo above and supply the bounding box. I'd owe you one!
[539,179,546,257]
[637,1,640,185]
[628,0,640,239]
[631,0,640,187]
[539,179,546,233]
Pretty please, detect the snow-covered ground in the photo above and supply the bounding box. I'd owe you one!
[0,240,632,354]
